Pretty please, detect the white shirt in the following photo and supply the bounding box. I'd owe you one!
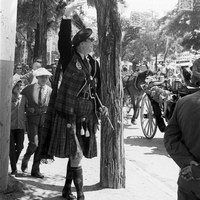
[34,83,48,104]
[79,53,91,73]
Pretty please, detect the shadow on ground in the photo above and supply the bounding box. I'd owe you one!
[124,135,169,157]
[1,174,104,200]
[123,124,140,129]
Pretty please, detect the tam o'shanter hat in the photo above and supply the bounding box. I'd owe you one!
[35,67,52,77]
[72,28,93,47]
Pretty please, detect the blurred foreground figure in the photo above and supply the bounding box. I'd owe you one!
[164,90,200,200]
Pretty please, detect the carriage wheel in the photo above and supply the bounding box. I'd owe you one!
[140,94,157,139]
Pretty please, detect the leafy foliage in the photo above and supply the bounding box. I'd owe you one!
[121,16,170,66]
[181,30,200,51]
[16,0,69,64]
[162,8,200,52]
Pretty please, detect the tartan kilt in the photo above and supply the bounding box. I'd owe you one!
[74,98,94,118]
[47,111,98,159]
[47,113,76,158]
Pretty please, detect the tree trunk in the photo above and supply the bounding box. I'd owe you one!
[38,0,47,66]
[0,0,18,191]
[154,44,158,71]
[163,37,170,64]
[94,0,125,188]
[27,28,34,66]
[34,23,40,60]
[14,41,22,65]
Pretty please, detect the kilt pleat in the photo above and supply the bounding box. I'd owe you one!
[48,113,72,158]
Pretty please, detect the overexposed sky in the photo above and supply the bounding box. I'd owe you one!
[86,0,179,19]
[124,0,178,17]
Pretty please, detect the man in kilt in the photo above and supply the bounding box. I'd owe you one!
[40,1,108,200]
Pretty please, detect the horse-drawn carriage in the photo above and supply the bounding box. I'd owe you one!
[123,69,200,139]
[140,78,200,139]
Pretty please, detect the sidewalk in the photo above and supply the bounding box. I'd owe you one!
[1,127,176,200]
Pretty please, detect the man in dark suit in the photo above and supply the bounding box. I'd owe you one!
[21,68,52,178]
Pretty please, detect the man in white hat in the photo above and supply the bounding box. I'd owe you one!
[20,68,52,178]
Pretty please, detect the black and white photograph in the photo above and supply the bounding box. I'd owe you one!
[0,0,200,199]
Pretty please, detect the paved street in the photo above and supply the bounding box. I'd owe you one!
[5,113,179,200]
[124,117,179,199]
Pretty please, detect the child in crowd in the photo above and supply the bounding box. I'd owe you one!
[10,78,27,175]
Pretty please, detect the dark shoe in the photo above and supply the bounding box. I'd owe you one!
[10,170,17,176]
[21,159,28,173]
[73,167,84,200]
[62,160,76,199]
[62,160,76,200]
[31,172,44,179]
[62,191,76,200]
[77,194,85,200]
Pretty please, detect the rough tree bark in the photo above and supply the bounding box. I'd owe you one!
[26,28,34,66]
[94,0,125,188]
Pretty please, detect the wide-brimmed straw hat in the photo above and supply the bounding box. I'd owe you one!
[35,68,52,77]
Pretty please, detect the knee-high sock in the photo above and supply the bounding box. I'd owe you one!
[63,160,73,194]
[72,166,84,199]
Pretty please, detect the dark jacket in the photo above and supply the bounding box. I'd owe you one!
[164,91,200,168]
[56,18,101,118]
[21,84,52,117]
[55,52,101,119]
[164,91,200,195]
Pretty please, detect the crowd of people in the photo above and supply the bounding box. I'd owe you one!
[10,64,53,178]
[10,57,57,178]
